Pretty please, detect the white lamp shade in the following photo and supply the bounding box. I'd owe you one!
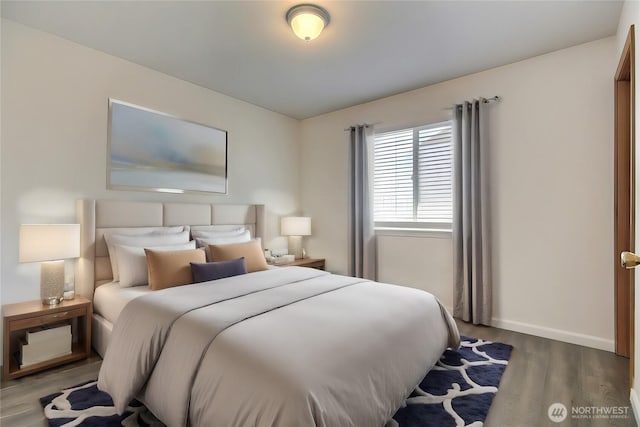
[281,217,311,236]
[290,12,325,40]
[286,4,330,41]
[19,224,81,263]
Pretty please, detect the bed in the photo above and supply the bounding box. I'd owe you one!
[77,199,459,427]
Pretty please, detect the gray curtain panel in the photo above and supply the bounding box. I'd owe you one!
[349,125,376,280]
[452,99,492,325]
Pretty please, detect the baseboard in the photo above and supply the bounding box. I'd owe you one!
[491,317,614,352]
[630,388,640,425]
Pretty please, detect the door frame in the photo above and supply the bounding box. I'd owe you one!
[614,25,635,378]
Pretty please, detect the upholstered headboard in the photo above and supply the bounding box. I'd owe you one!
[75,199,265,299]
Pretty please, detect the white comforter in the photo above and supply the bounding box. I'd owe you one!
[98,267,459,427]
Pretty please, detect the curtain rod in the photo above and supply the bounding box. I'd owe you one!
[443,95,502,111]
[483,95,501,103]
[344,96,501,130]
[343,122,381,132]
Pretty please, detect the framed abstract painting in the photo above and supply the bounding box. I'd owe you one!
[108,99,228,194]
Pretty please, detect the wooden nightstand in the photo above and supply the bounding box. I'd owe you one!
[2,297,92,380]
[278,258,325,270]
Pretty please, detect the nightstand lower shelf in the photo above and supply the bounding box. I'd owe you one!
[6,342,88,380]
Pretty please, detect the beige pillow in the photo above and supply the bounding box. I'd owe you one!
[145,248,206,291]
[209,239,268,273]
[116,241,197,288]
[195,229,252,261]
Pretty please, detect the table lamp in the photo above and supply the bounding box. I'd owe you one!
[19,224,80,305]
[281,216,311,259]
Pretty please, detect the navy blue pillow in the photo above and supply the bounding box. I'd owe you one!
[190,257,247,283]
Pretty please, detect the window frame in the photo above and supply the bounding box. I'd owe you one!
[373,120,453,233]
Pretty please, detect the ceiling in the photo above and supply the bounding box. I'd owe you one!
[1,1,623,120]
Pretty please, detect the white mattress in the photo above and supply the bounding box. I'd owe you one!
[93,282,153,324]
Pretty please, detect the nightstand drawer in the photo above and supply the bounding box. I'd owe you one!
[299,259,325,269]
[274,258,325,270]
[10,307,87,330]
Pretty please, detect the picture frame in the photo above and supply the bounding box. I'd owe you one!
[107,99,228,194]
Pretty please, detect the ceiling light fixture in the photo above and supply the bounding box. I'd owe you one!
[286,4,330,42]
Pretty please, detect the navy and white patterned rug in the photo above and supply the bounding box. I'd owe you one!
[40,336,511,427]
[40,381,162,427]
[390,336,512,427]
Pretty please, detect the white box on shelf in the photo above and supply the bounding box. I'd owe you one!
[21,333,72,367]
[26,324,71,344]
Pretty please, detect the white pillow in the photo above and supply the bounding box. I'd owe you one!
[103,226,188,280]
[105,229,190,281]
[195,230,252,260]
[190,227,247,240]
[116,241,197,288]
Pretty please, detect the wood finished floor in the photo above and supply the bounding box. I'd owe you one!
[457,322,635,427]
[0,322,634,427]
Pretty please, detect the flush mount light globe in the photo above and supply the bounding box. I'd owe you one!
[286,4,330,41]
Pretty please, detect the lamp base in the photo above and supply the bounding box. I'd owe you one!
[41,260,65,306]
[42,296,64,306]
[288,236,304,260]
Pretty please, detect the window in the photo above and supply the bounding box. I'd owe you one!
[373,121,453,230]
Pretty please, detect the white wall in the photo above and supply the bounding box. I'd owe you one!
[617,0,640,422]
[0,19,301,309]
[300,37,616,351]
[377,233,453,310]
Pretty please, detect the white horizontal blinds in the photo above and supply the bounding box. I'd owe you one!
[417,123,453,222]
[373,129,414,221]
[373,121,453,226]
